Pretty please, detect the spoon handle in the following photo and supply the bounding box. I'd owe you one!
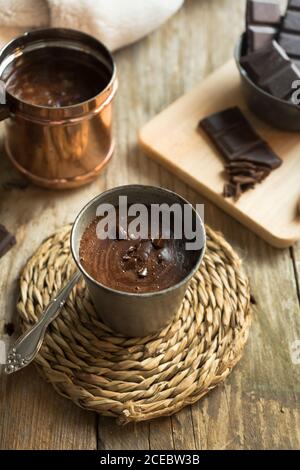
[5,271,81,374]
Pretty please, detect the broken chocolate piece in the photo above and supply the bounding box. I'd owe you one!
[279,0,300,65]
[200,107,282,200]
[247,25,278,52]
[0,224,16,259]
[4,322,15,336]
[199,107,282,168]
[246,0,281,52]
[240,40,300,99]
[138,267,148,278]
[240,41,290,83]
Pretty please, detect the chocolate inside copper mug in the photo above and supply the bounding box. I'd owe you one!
[0,28,118,189]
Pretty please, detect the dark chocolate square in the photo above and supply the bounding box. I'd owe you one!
[282,10,300,33]
[247,0,281,25]
[200,107,248,136]
[261,62,300,98]
[279,31,300,58]
[240,41,289,83]
[248,25,278,51]
[217,126,261,160]
[241,143,282,168]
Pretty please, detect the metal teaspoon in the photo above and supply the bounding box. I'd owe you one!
[5,271,81,374]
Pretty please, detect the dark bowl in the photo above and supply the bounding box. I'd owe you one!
[234,33,300,131]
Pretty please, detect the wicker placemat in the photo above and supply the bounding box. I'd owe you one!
[17,224,251,423]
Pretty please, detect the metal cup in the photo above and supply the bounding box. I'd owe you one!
[71,185,206,337]
[0,28,117,188]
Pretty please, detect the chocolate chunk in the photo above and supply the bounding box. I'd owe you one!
[124,257,137,270]
[0,225,16,258]
[247,25,278,51]
[279,32,300,58]
[263,62,300,99]
[152,238,165,249]
[279,1,300,66]
[200,107,282,200]
[157,247,172,263]
[246,0,281,25]
[240,41,290,83]
[282,10,300,33]
[4,322,15,336]
[239,144,282,169]
[200,107,249,135]
[240,40,300,99]
[138,267,148,278]
[127,245,136,253]
[246,0,281,52]
[216,126,261,160]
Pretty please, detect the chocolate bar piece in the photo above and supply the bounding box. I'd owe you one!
[240,40,300,99]
[200,107,281,168]
[199,107,282,200]
[279,0,300,64]
[0,224,16,258]
[246,0,281,52]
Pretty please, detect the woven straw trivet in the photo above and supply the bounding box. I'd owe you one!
[17,224,251,424]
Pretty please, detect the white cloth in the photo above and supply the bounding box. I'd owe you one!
[0,0,184,50]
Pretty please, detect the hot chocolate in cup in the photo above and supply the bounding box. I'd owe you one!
[71,185,206,337]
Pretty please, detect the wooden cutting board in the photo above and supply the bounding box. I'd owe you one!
[139,59,300,248]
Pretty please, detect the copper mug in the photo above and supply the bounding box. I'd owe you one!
[0,28,117,189]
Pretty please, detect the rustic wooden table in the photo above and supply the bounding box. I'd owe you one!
[0,0,299,450]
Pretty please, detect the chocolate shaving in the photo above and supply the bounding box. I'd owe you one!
[223,183,236,198]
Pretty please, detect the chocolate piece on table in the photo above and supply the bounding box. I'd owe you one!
[0,224,16,258]
[279,0,300,65]
[200,107,282,168]
[4,322,15,336]
[246,0,281,52]
[240,40,300,99]
[199,107,282,200]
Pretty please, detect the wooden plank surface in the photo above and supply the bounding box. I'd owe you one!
[1,0,299,450]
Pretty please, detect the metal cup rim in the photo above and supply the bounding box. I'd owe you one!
[70,184,206,298]
[0,27,117,113]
